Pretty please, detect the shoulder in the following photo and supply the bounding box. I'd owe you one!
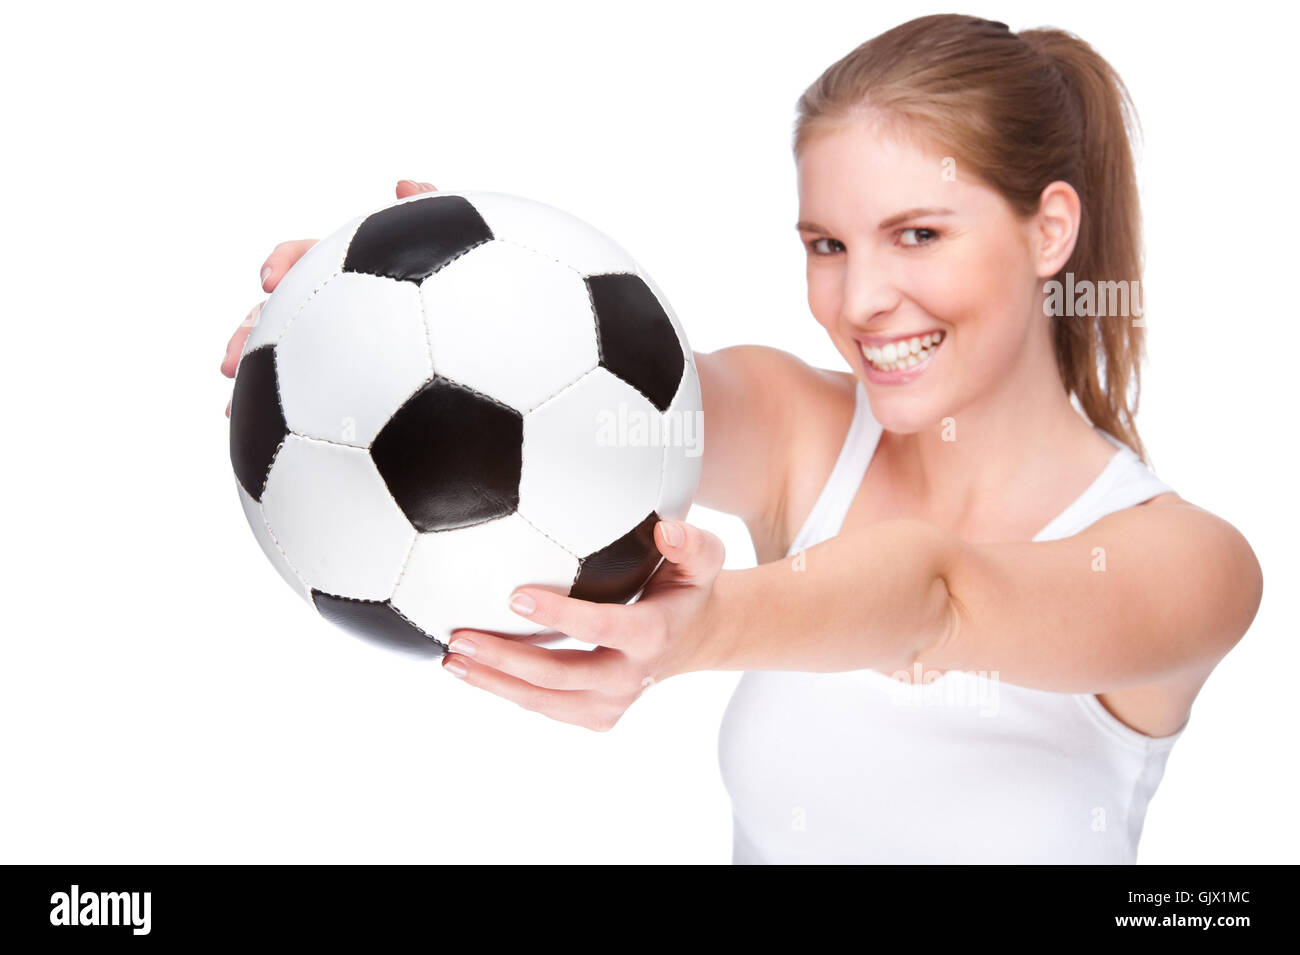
[698,346,856,434]
[691,347,857,537]
[698,347,860,556]
[1138,491,1182,508]
[700,345,852,395]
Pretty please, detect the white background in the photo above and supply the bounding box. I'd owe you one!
[1,0,1296,864]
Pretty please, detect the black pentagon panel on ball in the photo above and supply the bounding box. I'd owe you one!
[371,377,523,532]
[342,195,494,284]
[229,345,289,502]
[587,273,685,413]
[312,591,447,657]
[569,512,663,604]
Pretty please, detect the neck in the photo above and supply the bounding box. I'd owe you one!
[879,334,1109,532]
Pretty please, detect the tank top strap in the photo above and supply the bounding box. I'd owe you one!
[783,382,1173,553]
[786,380,883,557]
[1033,432,1176,542]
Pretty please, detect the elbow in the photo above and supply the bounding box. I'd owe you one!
[1231,530,1264,649]
[1199,515,1264,659]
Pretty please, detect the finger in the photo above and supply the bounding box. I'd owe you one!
[442,653,620,731]
[507,588,645,651]
[447,630,620,689]
[653,520,726,585]
[221,302,262,377]
[396,180,438,198]
[260,239,317,292]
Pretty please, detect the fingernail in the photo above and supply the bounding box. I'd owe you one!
[443,657,467,678]
[509,592,535,616]
[448,636,477,658]
[260,265,272,286]
[661,521,683,547]
[398,179,416,188]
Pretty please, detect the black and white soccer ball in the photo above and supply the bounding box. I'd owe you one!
[230,190,703,657]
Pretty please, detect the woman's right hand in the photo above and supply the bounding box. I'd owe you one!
[221,179,439,414]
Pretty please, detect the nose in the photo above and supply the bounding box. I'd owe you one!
[839,251,901,328]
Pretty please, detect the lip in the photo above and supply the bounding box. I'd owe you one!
[856,328,945,348]
[855,330,945,385]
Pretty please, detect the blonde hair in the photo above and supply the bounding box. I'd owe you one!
[794,14,1149,461]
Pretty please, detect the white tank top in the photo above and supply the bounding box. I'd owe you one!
[717,380,1186,864]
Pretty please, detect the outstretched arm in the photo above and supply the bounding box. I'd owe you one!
[448,496,1260,730]
[699,497,1262,692]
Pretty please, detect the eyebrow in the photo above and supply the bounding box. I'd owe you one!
[796,207,956,234]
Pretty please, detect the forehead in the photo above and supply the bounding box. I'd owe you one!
[796,116,994,224]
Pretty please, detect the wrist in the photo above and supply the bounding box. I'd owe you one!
[681,568,741,674]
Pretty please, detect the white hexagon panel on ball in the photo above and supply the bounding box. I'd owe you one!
[421,240,599,414]
[260,435,416,601]
[465,191,646,278]
[243,216,364,354]
[235,483,312,602]
[275,273,434,448]
[518,366,664,558]
[392,513,579,642]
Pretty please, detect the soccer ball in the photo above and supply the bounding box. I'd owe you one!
[230,190,703,657]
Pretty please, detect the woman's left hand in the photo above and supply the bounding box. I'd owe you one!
[441,519,727,731]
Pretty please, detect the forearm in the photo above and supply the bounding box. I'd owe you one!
[691,518,957,674]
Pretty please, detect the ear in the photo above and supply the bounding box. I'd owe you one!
[1030,180,1081,278]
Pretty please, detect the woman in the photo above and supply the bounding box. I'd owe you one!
[222,15,1262,863]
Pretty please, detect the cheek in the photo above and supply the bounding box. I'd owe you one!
[906,244,1034,353]
[806,268,838,329]
[899,251,983,327]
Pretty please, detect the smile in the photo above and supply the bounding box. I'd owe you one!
[859,330,945,373]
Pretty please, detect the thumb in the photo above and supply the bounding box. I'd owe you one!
[654,520,725,585]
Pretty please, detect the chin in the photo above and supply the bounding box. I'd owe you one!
[860,386,952,437]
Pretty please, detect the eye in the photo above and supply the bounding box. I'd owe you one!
[806,237,844,256]
[899,227,939,247]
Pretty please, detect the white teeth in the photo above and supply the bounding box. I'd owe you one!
[861,331,944,372]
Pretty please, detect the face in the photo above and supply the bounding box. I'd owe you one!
[796,115,1061,435]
